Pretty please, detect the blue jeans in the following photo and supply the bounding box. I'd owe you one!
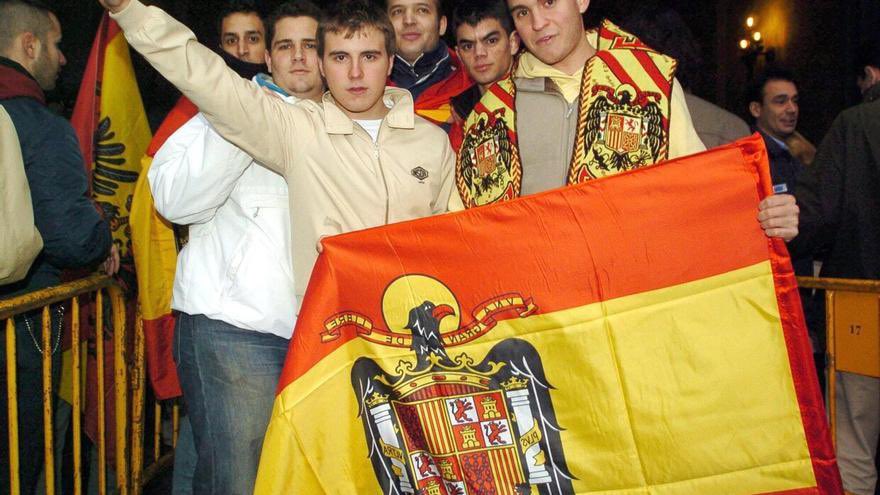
[173,313,289,495]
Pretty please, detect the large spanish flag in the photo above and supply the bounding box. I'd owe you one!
[255,135,840,494]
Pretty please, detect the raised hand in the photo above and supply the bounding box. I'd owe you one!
[97,0,130,13]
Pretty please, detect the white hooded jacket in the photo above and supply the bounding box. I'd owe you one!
[148,89,297,338]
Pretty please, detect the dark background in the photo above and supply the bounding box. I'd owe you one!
[47,0,880,144]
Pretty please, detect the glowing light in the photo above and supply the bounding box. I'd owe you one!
[752,31,762,42]
[746,16,755,28]
[739,39,750,50]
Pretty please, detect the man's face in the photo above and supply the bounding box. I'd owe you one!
[387,0,447,64]
[220,12,266,64]
[455,19,518,91]
[319,27,394,120]
[751,79,799,140]
[508,0,589,69]
[32,13,66,91]
[267,16,323,100]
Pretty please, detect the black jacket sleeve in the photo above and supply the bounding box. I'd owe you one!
[789,115,845,259]
[27,116,112,269]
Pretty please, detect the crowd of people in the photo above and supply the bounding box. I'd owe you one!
[0,0,878,493]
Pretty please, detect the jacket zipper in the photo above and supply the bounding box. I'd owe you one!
[371,124,391,225]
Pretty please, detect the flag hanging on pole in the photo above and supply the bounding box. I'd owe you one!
[68,11,152,466]
[71,12,151,271]
[255,135,841,494]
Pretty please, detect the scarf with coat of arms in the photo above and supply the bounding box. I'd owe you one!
[455,21,677,208]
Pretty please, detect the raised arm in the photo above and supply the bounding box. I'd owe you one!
[149,114,254,224]
[99,0,294,175]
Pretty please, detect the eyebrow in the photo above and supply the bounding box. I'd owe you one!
[481,30,502,42]
[273,37,316,48]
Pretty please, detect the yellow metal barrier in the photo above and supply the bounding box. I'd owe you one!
[796,276,880,450]
[0,274,178,494]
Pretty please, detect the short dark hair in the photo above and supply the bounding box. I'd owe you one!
[266,0,322,48]
[855,36,880,75]
[317,0,396,58]
[0,0,54,53]
[452,0,512,39]
[747,66,797,106]
[216,0,264,39]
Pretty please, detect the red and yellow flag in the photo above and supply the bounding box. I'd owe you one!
[69,11,151,464]
[255,135,840,494]
[130,96,198,400]
[71,12,150,272]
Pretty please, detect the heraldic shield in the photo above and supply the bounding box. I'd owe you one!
[349,275,575,495]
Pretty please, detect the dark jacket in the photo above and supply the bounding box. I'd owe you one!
[755,128,811,277]
[0,57,111,297]
[390,41,455,101]
[790,83,880,279]
[755,127,805,195]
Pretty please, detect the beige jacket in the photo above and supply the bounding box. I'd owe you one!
[112,1,456,306]
[684,93,750,150]
[0,104,42,285]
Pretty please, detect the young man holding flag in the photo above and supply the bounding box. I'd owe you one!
[147,2,325,492]
[97,0,457,320]
[453,0,798,241]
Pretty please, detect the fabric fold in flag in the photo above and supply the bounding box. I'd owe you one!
[255,134,841,494]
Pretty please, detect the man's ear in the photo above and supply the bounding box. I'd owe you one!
[509,31,521,56]
[438,15,448,37]
[577,0,591,15]
[749,101,762,120]
[265,50,274,74]
[387,54,395,77]
[318,57,325,78]
[20,31,40,61]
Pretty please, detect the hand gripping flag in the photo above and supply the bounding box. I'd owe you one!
[255,135,841,494]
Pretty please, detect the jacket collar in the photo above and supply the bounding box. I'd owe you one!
[0,56,45,105]
[864,82,880,103]
[754,127,793,159]
[322,87,415,135]
[394,40,450,76]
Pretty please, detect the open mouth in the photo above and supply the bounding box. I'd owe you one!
[536,34,555,46]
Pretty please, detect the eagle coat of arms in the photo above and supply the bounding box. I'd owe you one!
[349,276,575,495]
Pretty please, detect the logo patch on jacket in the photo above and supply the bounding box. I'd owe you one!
[411,166,429,182]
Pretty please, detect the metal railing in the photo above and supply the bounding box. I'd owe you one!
[0,274,177,495]
[796,276,880,448]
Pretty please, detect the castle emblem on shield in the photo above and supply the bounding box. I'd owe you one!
[347,275,575,494]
